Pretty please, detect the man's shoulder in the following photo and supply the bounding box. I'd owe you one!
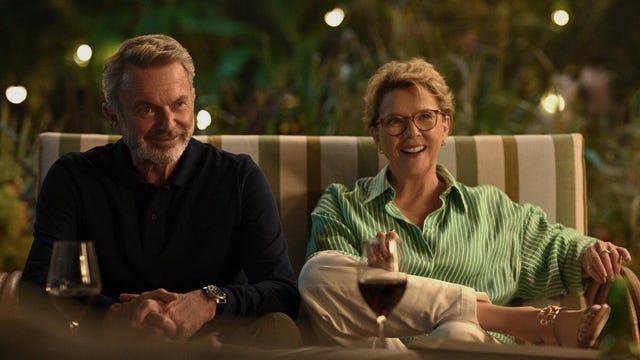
[184,140,262,189]
[39,142,120,195]
[190,138,257,170]
[55,142,116,168]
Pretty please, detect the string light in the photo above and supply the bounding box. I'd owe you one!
[5,85,27,104]
[74,44,93,67]
[541,93,566,114]
[324,8,345,27]
[552,9,570,27]
[196,109,212,130]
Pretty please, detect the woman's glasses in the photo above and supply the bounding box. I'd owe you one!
[377,109,443,136]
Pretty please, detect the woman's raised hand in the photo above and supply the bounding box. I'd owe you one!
[582,240,632,283]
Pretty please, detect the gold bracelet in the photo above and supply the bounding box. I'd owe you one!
[537,305,562,326]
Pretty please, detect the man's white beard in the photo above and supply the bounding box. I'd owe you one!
[120,121,193,165]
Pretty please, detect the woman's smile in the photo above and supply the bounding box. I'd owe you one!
[400,145,426,154]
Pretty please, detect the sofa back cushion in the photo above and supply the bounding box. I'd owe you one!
[38,133,586,276]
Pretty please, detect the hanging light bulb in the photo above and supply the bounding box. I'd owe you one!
[5,85,28,104]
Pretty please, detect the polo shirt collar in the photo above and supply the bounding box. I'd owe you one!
[171,138,201,187]
[114,137,201,189]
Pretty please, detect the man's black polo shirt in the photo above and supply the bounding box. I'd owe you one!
[22,138,299,318]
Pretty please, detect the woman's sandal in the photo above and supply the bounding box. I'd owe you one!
[537,304,611,348]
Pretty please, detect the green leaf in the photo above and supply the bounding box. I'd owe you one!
[215,47,254,80]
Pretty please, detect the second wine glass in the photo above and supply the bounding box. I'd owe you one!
[46,241,102,335]
[357,237,407,349]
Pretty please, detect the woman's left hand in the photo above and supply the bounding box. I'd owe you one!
[582,240,632,283]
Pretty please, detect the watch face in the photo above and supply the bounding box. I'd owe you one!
[210,286,224,298]
[204,285,227,303]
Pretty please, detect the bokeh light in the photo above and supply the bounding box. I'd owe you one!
[552,10,570,27]
[324,8,345,27]
[541,93,566,113]
[5,85,28,104]
[73,44,93,67]
[196,109,212,130]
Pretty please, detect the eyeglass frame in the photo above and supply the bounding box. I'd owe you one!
[375,108,444,136]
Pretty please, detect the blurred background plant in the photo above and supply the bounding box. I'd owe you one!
[0,101,34,269]
[0,0,639,271]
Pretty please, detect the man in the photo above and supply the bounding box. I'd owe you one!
[21,34,300,343]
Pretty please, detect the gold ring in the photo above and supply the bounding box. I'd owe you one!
[599,249,612,255]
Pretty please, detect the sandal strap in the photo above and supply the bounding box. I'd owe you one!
[537,305,563,345]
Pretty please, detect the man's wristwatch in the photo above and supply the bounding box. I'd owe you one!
[202,285,227,304]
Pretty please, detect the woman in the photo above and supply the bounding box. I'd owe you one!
[298,58,631,348]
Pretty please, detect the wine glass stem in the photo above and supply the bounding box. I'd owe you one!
[376,315,386,348]
[68,320,80,336]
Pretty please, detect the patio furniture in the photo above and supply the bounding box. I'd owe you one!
[1,132,637,358]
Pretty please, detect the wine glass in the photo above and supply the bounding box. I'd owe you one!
[46,241,102,335]
[357,237,407,349]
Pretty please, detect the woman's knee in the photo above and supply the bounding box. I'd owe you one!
[298,251,358,291]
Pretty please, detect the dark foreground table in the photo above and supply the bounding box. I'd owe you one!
[0,305,602,360]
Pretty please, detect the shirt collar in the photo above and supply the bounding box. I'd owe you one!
[363,164,468,212]
[436,165,468,212]
[170,138,201,188]
[364,165,392,203]
[114,137,201,189]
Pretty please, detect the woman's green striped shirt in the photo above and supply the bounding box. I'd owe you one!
[306,165,596,306]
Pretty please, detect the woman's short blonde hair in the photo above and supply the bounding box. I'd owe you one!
[102,34,195,114]
[363,58,455,129]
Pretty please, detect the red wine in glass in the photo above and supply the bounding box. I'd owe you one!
[358,237,407,349]
[46,241,102,335]
[358,277,407,317]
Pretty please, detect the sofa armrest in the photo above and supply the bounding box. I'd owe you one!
[0,270,21,306]
[583,265,640,347]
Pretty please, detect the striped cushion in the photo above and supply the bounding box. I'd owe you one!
[38,132,586,276]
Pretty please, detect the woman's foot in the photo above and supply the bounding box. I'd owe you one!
[538,304,611,348]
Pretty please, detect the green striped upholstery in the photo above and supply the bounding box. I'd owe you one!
[38,132,587,277]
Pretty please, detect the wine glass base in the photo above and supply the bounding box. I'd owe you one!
[371,337,405,350]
